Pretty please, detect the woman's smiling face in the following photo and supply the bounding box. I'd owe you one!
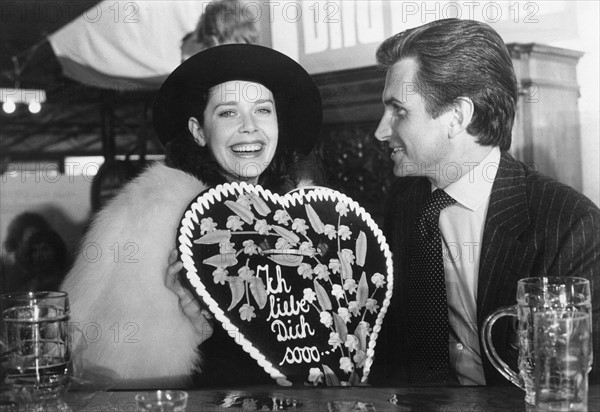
[189,80,279,184]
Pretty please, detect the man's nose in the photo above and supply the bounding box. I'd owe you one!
[374,111,391,141]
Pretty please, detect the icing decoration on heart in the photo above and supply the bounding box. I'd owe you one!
[177,183,393,386]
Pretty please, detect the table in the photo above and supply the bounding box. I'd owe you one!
[65,385,600,411]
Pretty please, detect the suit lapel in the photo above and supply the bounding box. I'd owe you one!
[477,152,532,324]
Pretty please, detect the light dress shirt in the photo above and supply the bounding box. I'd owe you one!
[434,146,500,385]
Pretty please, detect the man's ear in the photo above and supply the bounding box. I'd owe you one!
[448,97,474,138]
[188,117,207,147]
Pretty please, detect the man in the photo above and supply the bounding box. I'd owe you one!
[180,0,259,61]
[371,18,600,385]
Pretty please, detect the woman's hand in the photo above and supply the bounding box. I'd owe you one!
[165,249,214,341]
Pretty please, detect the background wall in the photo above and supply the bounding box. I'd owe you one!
[556,1,599,205]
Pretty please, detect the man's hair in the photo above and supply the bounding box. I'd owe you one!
[184,0,259,49]
[376,18,518,151]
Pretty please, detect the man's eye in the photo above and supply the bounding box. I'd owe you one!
[393,106,407,117]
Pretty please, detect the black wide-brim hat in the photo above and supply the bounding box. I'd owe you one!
[153,44,322,155]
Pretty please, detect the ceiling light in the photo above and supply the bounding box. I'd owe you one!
[1,88,46,114]
[2,101,16,114]
[28,101,42,113]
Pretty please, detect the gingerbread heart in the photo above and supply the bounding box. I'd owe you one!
[177,183,393,386]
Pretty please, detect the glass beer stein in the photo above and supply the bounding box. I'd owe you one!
[481,277,592,405]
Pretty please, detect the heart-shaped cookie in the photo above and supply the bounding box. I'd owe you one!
[177,183,393,386]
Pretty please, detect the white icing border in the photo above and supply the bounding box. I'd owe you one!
[178,183,394,385]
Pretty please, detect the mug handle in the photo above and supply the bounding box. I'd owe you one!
[481,305,524,389]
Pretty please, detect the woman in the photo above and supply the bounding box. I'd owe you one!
[61,44,323,389]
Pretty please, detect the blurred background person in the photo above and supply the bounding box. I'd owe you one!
[180,0,259,61]
[90,159,146,213]
[1,212,70,293]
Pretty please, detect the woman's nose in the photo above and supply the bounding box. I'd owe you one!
[374,112,391,141]
[239,113,258,133]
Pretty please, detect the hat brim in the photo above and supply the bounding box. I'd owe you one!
[153,44,322,155]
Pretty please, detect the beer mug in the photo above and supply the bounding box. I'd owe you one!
[481,277,592,405]
[0,291,72,407]
[534,310,590,411]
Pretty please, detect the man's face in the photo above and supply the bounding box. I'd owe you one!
[374,58,455,181]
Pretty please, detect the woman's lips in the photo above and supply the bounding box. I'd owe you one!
[231,142,265,156]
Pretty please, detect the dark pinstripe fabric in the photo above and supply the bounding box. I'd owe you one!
[371,151,600,385]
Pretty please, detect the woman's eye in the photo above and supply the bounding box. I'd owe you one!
[256,106,272,114]
[218,110,236,118]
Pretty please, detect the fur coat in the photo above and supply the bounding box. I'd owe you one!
[61,163,210,389]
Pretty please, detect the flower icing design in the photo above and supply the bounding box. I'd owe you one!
[331,284,344,300]
[314,264,330,281]
[320,311,333,328]
[335,201,349,217]
[340,249,355,265]
[274,209,291,225]
[365,298,379,314]
[227,215,244,231]
[242,240,259,255]
[291,218,309,235]
[237,266,255,282]
[328,259,341,274]
[343,279,358,294]
[308,368,324,385]
[344,335,359,352]
[254,219,270,235]
[200,217,217,235]
[353,350,367,368]
[339,357,354,374]
[297,263,313,280]
[323,224,337,240]
[337,307,351,323]
[328,332,343,349]
[240,303,256,321]
[347,301,360,317]
[338,225,352,241]
[303,288,317,304]
[212,267,228,285]
[275,238,291,250]
[371,273,385,288]
[299,242,316,258]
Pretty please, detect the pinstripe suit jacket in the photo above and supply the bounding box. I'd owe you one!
[373,151,600,385]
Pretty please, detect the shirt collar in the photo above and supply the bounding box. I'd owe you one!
[434,146,501,211]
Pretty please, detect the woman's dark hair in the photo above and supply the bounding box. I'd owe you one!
[376,18,518,151]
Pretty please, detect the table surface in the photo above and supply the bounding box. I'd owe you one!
[64,384,600,411]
